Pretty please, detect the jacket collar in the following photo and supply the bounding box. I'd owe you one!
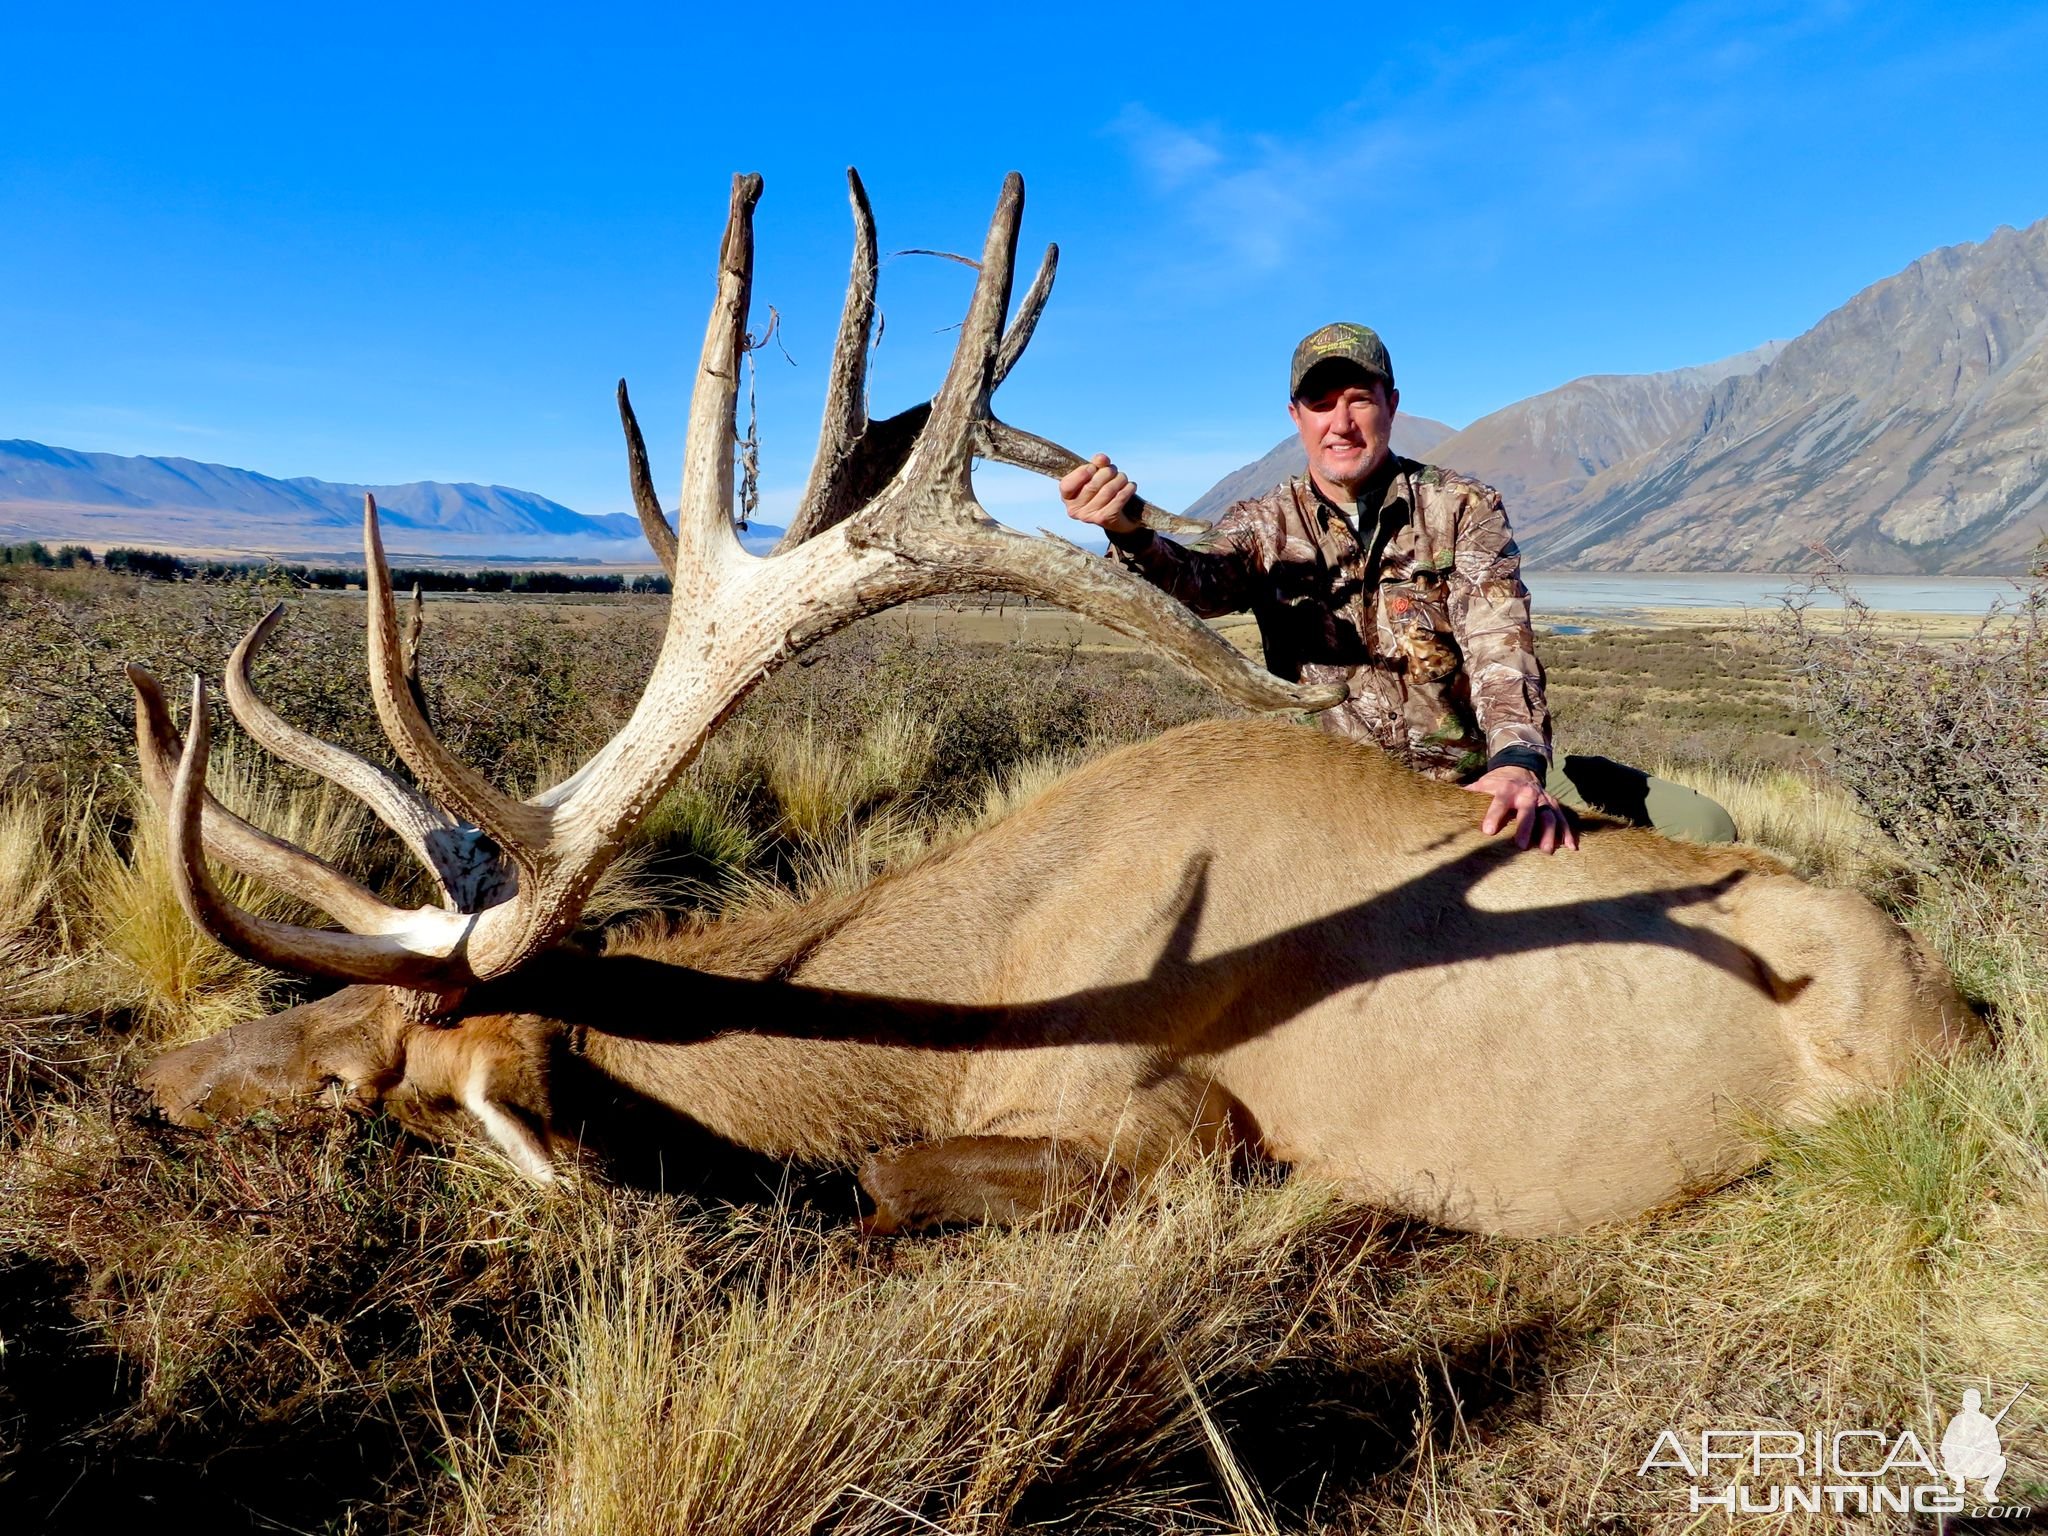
[1302,455,1408,535]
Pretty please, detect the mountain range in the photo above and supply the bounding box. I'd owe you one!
[0,437,791,560]
[1190,215,2048,573]
[0,436,647,548]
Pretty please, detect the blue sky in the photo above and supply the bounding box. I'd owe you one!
[5,0,2046,530]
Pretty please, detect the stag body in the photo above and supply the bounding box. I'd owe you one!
[148,720,1970,1235]
[130,170,1972,1237]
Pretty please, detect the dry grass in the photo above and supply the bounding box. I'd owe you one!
[2,583,2044,1532]
[72,740,374,1045]
[0,794,61,1014]
[760,710,935,845]
[1650,757,1907,889]
[504,1168,1350,1535]
[0,796,57,945]
[957,746,1096,835]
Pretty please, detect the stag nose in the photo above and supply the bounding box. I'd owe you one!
[138,1036,231,1126]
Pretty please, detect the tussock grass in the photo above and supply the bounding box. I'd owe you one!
[73,741,371,1044]
[779,805,932,902]
[1651,757,1906,888]
[959,745,1095,835]
[760,708,936,844]
[0,794,57,950]
[636,774,759,892]
[0,793,62,1021]
[517,1169,1349,1535]
[761,722,869,844]
[77,802,274,1043]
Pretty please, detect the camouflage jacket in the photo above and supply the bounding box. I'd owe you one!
[1109,460,1552,782]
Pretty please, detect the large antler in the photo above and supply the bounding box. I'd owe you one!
[135,170,1341,1007]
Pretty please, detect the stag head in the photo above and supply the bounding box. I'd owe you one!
[134,170,1341,1124]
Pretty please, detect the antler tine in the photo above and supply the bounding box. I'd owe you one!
[220,605,512,911]
[378,172,774,986]
[362,494,553,866]
[816,174,1344,714]
[164,676,474,990]
[673,172,763,575]
[129,663,405,933]
[617,379,677,578]
[992,242,1055,389]
[774,200,1204,548]
[402,584,431,721]
[784,167,879,547]
[913,172,1025,495]
[969,206,1206,535]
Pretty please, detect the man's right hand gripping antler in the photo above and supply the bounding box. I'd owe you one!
[1060,452,1144,538]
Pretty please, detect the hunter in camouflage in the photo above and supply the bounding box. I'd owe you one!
[1061,321,1738,850]
[1103,463,1551,785]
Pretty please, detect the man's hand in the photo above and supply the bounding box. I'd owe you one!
[1462,765,1579,854]
[1060,453,1143,536]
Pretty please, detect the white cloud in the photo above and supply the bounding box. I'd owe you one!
[1108,105,1226,190]
[1106,102,1421,282]
[1101,7,1870,284]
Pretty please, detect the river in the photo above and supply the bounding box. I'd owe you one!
[1524,571,2030,619]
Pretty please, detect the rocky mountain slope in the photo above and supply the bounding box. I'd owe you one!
[1426,343,1784,534]
[1526,219,2048,573]
[1188,216,2048,572]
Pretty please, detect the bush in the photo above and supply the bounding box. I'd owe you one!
[1774,558,2048,925]
[0,541,95,569]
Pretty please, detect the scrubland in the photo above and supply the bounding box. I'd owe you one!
[0,563,2042,1533]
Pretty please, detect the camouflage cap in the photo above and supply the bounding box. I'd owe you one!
[1289,322,1395,398]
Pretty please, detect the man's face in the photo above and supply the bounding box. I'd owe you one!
[1288,372,1399,497]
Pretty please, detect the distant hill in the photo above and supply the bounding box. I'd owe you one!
[1183,415,1455,523]
[1186,215,2048,572]
[0,440,652,557]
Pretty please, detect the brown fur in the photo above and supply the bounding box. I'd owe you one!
[142,719,1980,1234]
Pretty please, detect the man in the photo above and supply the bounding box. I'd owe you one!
[1061,321,1735,852]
